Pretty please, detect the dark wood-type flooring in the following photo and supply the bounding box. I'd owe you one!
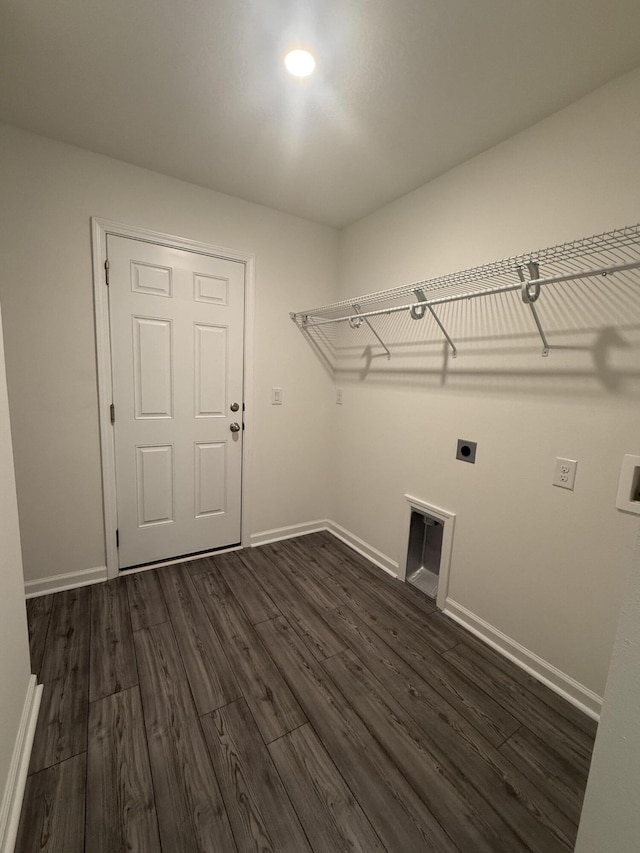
[18,532,597,852]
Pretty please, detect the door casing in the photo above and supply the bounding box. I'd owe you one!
[92,218,256,579]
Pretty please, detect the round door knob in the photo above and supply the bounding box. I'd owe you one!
[230,422,241,432]
[230,402,240,412]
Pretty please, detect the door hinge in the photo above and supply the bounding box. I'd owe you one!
[104,258,110,286]
[116,528,119,548]
[110,403,115,424]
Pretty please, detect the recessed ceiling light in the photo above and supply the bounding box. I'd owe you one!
[284,49,316,78]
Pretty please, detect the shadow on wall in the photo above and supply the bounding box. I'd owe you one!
[295,278,640,399]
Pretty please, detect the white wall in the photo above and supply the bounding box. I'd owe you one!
[335,66,640,697]
[1,66,639,703]
[575,524,640,851]
[0,303,32,825]
[0,124,338,583]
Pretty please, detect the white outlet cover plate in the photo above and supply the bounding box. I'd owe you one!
[553,457,577,490]
[616,454,640,515]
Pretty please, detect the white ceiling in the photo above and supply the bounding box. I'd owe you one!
[1,0,640,227]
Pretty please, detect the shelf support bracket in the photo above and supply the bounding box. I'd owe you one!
[292,312,310,327]
[352,304,391,359]
[518,264,550,357]
[413,289,457,358]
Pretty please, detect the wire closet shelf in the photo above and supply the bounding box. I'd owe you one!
[289,223,640,358]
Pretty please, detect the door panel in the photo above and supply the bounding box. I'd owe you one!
[108,235,245,568]
[132,317,173,419]
[194,324,227,417]
[136,445,174,527]
[195,442,226,517]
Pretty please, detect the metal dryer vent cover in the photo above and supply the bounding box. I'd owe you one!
[456,439,477,464]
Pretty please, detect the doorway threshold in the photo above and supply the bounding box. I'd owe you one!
[119,542,242,575]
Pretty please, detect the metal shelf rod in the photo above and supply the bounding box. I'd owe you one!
[294,258,640,329]
[352,304,391,359]
[528,303,551,357]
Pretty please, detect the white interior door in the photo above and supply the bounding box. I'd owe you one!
[107,235,245,568]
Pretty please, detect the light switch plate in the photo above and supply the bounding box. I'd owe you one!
[553,457,577,490]
[271,387,283,405]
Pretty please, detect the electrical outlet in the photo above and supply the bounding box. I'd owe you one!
[336,388,343,405]
[553,457,577,490]
[271,387,283,405]
[456,439,477,464]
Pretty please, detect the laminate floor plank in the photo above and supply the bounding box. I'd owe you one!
[500,725,588,825]
[456,628,599,740]
[89,579,138,703]
[323,605,576,849]
[271,534,342,583]
[191,553,282,625]
[201,698,311,853]
[18,536,593,853]
[193,568,307,743]
[15,753,86,853]
[310,530,439,618]
[87,686,161,853]
[269,722,387,853]
[215,551,282,624]
[444,642,595,776]
[39,587,91,683]
[325,648,569,853]
[323,572,519,746]
[297,532,354,573]
[31,588,91,774]
[330,569,458,654]
[261,540,344,610]
[241,547,346,661]
[29,674,87,774]
[185,551,233,575]
[126,569,169,631]
[256,615,458,852]
[188,562,230,603]
[158,564,241,714]
[134,621,237,853]
[26,594,53,678]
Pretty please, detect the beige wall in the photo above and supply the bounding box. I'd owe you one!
[335,67,640,697]
[0,303,32,824]
[2,67,640,702]
[0,124,338,582]
[575,524,640,850]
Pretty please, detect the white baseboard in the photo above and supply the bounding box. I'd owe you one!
[250,520,329,547]
[0,675,43,853]
[444,599,602,721]
[24,565,107,598]
[250,518,399,578]
[325,521,399,577]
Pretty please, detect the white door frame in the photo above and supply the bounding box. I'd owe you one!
[91,218,255,579]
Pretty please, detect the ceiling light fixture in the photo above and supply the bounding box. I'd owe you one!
[284,49,316,78]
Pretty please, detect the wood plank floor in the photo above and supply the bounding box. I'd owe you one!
[17,532,597,852]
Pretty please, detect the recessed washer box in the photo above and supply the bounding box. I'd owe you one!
[616,454,640,515]
[456,439,477,464]
[400,495,456,611]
